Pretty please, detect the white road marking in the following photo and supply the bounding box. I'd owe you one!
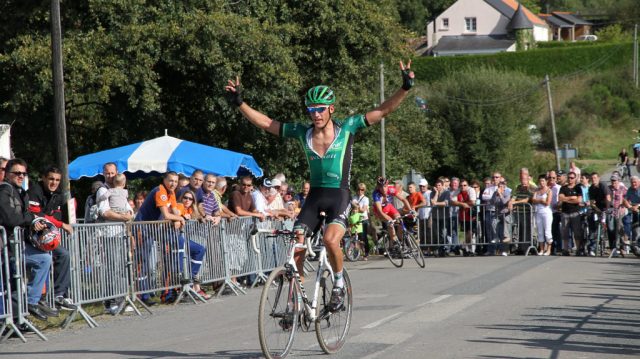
[416,294,451,307]
[362,312,404,329]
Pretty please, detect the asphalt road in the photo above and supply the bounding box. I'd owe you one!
[1,254,639,359]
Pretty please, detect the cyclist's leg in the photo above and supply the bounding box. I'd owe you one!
[324,223,346,276]
[293,192,323,282]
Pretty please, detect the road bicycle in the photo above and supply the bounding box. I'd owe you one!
[376,214,425,268]
[250,226,353,359]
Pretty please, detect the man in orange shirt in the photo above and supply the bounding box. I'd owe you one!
[407,182,426,211]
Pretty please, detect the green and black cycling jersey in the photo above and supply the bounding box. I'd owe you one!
[280,114,369,190]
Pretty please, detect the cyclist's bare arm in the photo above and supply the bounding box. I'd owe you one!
[225,77,281,136]
[400,196,413,213]
[365,60,414,126]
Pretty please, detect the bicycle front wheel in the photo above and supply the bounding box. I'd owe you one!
[315,268,353,354]
[405,233,425,268]
[258,266,299,359]
[384,234,403,268]
[344,235,361,262]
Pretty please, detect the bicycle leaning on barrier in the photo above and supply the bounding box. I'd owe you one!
[250,225,353,359]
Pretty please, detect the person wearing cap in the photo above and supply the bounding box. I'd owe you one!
[608,173,627,256]
[557,170,567,186]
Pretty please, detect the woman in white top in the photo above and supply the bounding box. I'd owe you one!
[531,174,553,255]
[352,183,371,259]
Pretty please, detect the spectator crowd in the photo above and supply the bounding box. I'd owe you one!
[2,157,639,330]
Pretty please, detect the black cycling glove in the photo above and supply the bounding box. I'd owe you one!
[226,85,244,107]
[401,68,414,91]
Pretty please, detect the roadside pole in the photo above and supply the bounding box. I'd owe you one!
[380,63,386,179]
[51,0,70,201]
[545,75,561,171]
[634,24,638,88]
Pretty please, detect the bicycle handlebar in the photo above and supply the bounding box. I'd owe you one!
[249,226,315,258]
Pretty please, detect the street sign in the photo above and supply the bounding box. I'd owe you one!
[557,147,578,159]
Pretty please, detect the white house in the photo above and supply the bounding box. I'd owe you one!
[426,0,549,56]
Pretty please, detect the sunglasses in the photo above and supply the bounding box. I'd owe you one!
[568,176,576,179]
[182,197,194,201]
[306,106,328,114]
[10,171,27,177]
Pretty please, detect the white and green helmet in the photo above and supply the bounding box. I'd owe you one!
[305,85,335,106]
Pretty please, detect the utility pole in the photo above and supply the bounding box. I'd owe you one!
[634,24,638,88]
[51,0,70,202]
[380,63,386,179]
[545,75,561,171]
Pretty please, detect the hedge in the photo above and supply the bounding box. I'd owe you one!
[413,41,633,82]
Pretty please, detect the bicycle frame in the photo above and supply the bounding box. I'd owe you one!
[252,228,333,322]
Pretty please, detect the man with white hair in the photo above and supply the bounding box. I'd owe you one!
[214,177,238,219]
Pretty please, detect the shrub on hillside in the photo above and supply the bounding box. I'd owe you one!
[420,67,543,179]
[414,42,633,82]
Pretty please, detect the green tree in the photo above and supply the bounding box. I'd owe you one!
[422,67,545,180]
[0,0,411,185]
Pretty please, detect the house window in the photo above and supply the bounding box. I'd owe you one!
[441,18,449,30]
[465,17,477,32]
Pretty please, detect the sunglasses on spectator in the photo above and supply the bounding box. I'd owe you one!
[568,176,576,179]
[10,171,27,177]
[358,188,365,191]
[306,106,328,114]
[182,196,194,201]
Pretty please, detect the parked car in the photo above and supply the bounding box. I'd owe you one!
[576,34,598,41]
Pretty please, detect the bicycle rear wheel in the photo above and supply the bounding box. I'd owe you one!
[384,234,403,268]
[258,266,299,359]
[405,233,425,268]
[315,268,353,354]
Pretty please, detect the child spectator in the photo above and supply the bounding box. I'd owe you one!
[348,200,367,260]
[98,173,133,220]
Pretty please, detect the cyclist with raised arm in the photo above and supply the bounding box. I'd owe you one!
[225,61,414,311]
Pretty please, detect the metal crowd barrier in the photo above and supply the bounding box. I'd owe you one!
[1,217,296,338]
[418,203,537,256]
[129,221,183,311]
[0,226,20,342]
[65,223,131,326]
[6,228,47,342]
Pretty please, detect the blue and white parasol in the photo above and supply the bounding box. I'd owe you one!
[69,135,263,179]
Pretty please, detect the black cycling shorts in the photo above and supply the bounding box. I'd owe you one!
[295,188,351,235]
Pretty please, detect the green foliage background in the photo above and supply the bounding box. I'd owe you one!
[0,0,637,198]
